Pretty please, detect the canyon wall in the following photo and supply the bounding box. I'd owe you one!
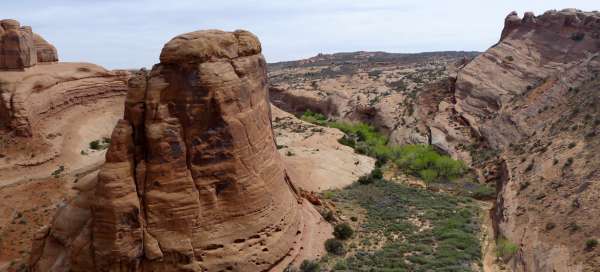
[429,9,600,271]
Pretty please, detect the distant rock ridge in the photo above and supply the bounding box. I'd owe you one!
[29,29,306,271]
[0,19,58,70]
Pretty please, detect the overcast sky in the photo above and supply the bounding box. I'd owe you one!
[1,1,597,69]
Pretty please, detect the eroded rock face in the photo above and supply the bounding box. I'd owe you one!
[0,63,129,137]
[429,9,600,271]
[0,19,58,70]
[30,29,304,271]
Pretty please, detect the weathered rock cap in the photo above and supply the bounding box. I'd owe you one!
[159,29,261,64]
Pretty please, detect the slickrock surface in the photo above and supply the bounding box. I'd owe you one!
[29,30,317,271]
[272,106,375,192]
[0,19,58,70]
[422,9,600,271]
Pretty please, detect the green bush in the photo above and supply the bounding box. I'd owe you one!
[371,167,383,179]
[89,138,111,150]
[325,238,345,255]
[496,238,518,260]
[357,173,375,185]
[299,260,320,272]
[89,140,101,150]
[392,144,466,183]
[333,223,354,240]
[585,239,598,251]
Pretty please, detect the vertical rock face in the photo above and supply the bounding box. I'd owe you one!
[432,9,600,271]
[0,19,58,70]
[30,29,304,271]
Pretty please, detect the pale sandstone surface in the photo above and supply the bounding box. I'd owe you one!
[272,106,374,192]
[29,30,328,272]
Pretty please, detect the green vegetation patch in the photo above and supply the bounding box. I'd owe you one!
[300,109,328,126]
[328,179,481,271]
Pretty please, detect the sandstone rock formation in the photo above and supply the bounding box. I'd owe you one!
[30,30,308,271]
[0,19,58,70]
[423,9,600,271]
[0,63,128,138]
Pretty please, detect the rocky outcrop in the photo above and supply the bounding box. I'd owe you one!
[0,19,58,70]
[429,9,600,271]
[0,63,129,137]
[30,29,306,271]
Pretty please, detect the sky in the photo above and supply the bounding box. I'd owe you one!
[1,1,597,69]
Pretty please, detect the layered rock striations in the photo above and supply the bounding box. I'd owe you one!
[0,19,124,139]
[0,19,58,70]
[426,9,600,271]
[30,29,305,271]
[0,63,129,138]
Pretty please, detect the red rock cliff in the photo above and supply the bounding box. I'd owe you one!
[29,29,304,272]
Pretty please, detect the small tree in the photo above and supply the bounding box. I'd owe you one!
[333,223,354,240]
[325,238,345,255]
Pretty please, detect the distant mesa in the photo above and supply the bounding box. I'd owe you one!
[0,19,58,70]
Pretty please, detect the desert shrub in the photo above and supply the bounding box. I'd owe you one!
[357,174,375,185]
[333,259,349,270]
[89,138,111,150]
[286,150,295,156]
[299,260,320,272]
[585,239,598,251]
[496,238,518,260]
[51,165,65,178]
[333,223,354,240]
[301,109,328,126]
[325,238,345,255]
[321,210,335,222]
[371,167,383,179]
[471,184,496,199]
[505,55,514,62]
[571,32,585,41]
[89,140,101,150]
